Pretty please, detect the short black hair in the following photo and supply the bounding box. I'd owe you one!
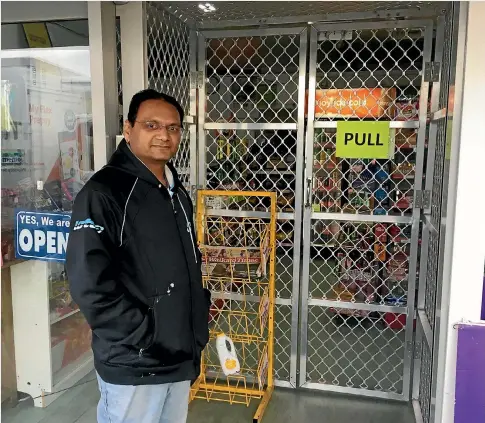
[127,89,184,126]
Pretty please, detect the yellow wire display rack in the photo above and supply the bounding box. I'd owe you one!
[191,190,277,423]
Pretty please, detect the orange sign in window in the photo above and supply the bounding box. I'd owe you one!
[306,88,396,119]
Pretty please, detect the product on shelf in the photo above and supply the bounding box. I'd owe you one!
[276,230,293,243]
[276,192,294,211]
[394,99,422,147]
[387,252,409,282]
[394,130,417,147]
[383,251,409,305]
[391,161,415,180]
[330,254,379,318]
[312,191,341,213]
[374,223,388,262]
[395,99,419,121]
[307,88,397,119]
[313,133,337,170]
[345,189,374,212]
[395,98,431,122]
[311,131,342,213]
[338,223,374,251]
[384,312,407,330]
[388,224,411,242]
[394,190,414,210]
[312,221,339,246]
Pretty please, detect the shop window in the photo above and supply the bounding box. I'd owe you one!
[1,20,93,264]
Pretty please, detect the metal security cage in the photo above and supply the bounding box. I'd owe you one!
[116,1,458,421]
[412,3,461,423]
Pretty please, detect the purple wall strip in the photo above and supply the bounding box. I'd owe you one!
[454,323,485,423]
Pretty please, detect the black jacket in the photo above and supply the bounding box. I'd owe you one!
[66,139,210,385]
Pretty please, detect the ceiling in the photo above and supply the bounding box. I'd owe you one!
[163,1,444,25]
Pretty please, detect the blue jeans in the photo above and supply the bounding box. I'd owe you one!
[96,373,190,423]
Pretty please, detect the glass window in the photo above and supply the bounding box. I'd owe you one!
[1,24,93,264]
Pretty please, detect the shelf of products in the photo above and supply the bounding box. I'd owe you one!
[311,220,412,329]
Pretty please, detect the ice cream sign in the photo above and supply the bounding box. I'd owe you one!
[15,210,71,262]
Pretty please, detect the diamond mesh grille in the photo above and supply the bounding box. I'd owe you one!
[315,27,425,120]
[424,223,439,328]
[306,306,405,393]
[311,129,418,216]
[431,8,453,229]
[305,218,410,393]
[205,129,298,213]
[418,339,433,423]
[274,304,292,382]
[275,219,295,299]
[417,5,454,420]
[303,22,428,395]
[311,26,425,219]
[201,30,304,384]
[147,2,191,188]
[205,35,300,123]
[308,220,411,306]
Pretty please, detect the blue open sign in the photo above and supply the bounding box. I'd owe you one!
[15,210,71,262]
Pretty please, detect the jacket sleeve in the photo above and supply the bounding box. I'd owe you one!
[66,188,150,347]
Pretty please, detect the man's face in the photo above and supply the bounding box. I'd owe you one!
[124,99,182,164]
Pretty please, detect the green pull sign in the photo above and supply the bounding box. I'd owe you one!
[336,121,393,159]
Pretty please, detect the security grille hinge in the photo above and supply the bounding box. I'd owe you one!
[415,190,431,209]
[424,62,441,83]
[318,30,353,41]
[414,340,422,360]
[190,71,204,90]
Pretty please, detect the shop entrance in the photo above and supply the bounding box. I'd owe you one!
[194,14,435,401]
[197,21,427,396]
[123,1,459,422]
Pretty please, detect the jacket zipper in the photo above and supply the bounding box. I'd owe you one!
[177,196,198,264]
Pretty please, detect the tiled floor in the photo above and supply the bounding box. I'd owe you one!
[2,372,415,423]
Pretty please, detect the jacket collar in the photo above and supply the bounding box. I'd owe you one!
[107,139,181,189]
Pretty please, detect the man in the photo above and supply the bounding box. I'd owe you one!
[66,89,210,423]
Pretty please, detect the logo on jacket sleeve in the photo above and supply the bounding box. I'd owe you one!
[73,218,105,234]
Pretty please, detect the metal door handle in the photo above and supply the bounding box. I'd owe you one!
[305,178,312,208]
